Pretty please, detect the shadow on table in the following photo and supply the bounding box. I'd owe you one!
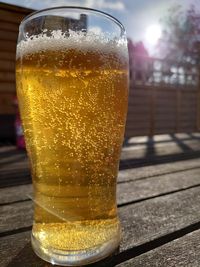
[121,133,200,170]
[7,241,119,267]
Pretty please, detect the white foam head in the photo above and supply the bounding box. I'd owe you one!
[16,30,128,60]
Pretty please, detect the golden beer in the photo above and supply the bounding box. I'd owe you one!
[16,9,128,265]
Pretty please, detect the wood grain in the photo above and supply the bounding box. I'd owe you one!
[1,187,200,266]
[1,181,200,239]
[0,10,25,24]
[1,158,200,204]
[118,229,200,267]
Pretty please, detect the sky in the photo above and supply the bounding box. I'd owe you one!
[2,0,200,54]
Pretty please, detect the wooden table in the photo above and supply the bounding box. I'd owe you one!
[1,133,200,267]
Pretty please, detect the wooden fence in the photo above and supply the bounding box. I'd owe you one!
[125,54,200,137]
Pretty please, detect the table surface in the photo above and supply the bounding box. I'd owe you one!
[1,133,200,267]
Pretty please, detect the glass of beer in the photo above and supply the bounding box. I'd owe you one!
[16,7,129,266]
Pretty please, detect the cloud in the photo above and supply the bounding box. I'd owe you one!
[85,0,125,10]
[5,0,126,11]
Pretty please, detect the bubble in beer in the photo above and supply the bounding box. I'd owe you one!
[16,30,128,252]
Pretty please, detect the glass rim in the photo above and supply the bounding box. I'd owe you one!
[20,6,126,35]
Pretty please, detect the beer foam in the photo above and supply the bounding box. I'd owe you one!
[16,30,128,59]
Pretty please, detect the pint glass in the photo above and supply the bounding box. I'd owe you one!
[16,7,129,266]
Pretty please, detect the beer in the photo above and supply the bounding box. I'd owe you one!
[16,31,128,261]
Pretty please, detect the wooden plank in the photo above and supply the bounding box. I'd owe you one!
[154,129,176,135]
[128,96,151,103]
[0,201,33,233]
[0,30,18,41]
[0,184,32,204]
[0,231,31,267]
[155,113,177,120]
[2,187,200,266]
[0,72,15,82]
[0,51,16,61]
[0,60,15,71]
[181,98,197,104]
[0,82,16,93]
[118,167,200,205]
[1,158,200,204]
[1,171,200,234]
[0,92,15,114]
[120,141,200,163]
[118,229,200,267]
[119,187,200,251]
[0,40,16,52]
[126,116,150,123]
[118,158,200,183]
[180,114,197,121]
[0,159,29,172]
[0,10,25,24]
[180,107,197,114]
[180,121,196,126]
[0,20,19,32]
[125,122,149,128]
[155,126,176,131]
[125,131,150,138]
[155,100,177,107]
[0,2,33,14]
[181,104,197,110]
[155,121,176,126]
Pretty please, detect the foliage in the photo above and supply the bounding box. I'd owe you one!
[157,5,200,65]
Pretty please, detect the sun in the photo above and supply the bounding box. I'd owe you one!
[145,24,162,46]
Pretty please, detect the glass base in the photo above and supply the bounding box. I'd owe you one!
[31,233,120,266]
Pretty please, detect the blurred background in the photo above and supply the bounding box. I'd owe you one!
[0,0,200,147]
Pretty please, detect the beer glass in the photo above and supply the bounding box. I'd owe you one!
[16,7,129,266]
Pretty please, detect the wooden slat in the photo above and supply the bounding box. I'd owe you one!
[121,139,200,161]
[155,123,176,129]
[118,168,200,205]
[126,116,150,123]
[1,187,200,266]
[119,187,200,251]
[180,108,197,115]
[125,121,149,128]
[0,82,16,93]
[0,10,25,24]
[0,60,15,71]
[155,113,176,120]
[1,158,200,204]
[0,51,15,61]
[0,20,19,32]
[118,158,200,183]
[0,30,18,41]
[0,184,32,204]
[0,201,33,233]
[118,229,200,267]
[0,92,15,114]
[0,3,33,14]
[0,40,16,52]
[1,168,200,234]
[1,156,199,199]
[0,231,31,267]
[0,72,15,82]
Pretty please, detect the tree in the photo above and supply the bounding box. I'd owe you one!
[157,5,200,65]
